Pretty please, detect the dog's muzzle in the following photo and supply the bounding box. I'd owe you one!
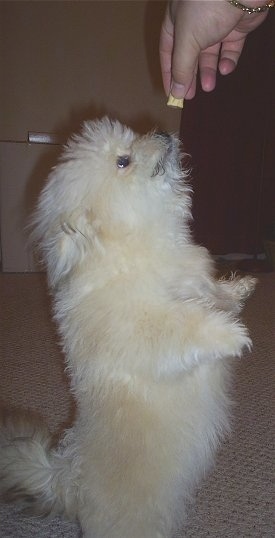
[155,131,171,141]
[154,131,172,146]
[154,131,176,156]
[151,133,173,177]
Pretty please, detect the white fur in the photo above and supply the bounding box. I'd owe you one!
[0,118,256,537]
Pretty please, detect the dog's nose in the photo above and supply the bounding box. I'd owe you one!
[155,131,171,141]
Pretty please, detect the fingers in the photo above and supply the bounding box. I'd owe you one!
[160,4,201,100]
[170,33,199,99]
[198,44,220,92]
[170,5,202,99]
[169,36,246,99]
[184,60,198,99]
[218,38,246,75]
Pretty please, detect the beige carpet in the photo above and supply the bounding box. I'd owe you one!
[0,272,274,537]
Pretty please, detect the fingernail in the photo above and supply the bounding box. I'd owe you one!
[170,82,185,99]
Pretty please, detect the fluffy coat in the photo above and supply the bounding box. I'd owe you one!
[0,118,256,537]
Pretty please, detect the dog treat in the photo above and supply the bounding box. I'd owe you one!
[167,93,184,109]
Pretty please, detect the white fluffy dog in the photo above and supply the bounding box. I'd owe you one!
[0,118,256,537]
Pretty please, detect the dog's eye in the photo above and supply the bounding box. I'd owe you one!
[116,155,130,169]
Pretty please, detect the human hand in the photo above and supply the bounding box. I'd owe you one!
[160,0,269,100]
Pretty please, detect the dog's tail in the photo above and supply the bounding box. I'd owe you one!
[0,409,78,518]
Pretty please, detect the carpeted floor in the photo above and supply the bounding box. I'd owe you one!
[0,272,274,537]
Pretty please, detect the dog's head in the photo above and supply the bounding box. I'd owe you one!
[32,118,191,286]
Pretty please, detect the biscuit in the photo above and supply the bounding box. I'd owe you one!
[167,93,184,109]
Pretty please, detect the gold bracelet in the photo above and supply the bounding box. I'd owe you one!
[228,0,275,14]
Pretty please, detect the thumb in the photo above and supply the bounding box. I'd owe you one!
[171,24,200,99]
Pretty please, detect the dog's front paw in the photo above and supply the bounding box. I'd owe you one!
[235,275,257,300]
[219,274,257,309]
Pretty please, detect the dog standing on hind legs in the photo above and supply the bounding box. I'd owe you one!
[0,118,256,537]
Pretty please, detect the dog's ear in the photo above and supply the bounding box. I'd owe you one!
[35,209,103,287]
